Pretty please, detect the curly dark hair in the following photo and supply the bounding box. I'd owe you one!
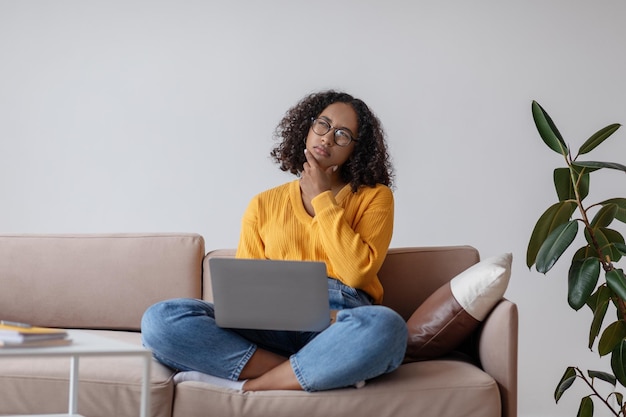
[270,90,394,192]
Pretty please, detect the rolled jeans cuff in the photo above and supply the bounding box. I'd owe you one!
[232,344,257,381]
[290,355,311,392]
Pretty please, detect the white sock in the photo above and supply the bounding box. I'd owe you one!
[173,371,246,391]
[354,380,366,388]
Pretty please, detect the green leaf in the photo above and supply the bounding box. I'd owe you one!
[555,366,577,402]
[601,198,626,223]
[588,286,611,348]
[614,392,624,407]
[527,201,578,268]
[568,258,601,310]
[575,246,594,263]
[599,321,626,356]
[601,229,625,262]
[612,339,626,387]
[588,369,616,386]
[585,228,624,262]
[536,220,579,273]
[591,204,617,229]
[576,396,593,417]
[607,270,626,301]
[587,284,610,311]
[553,168,572,201]
[615,242,626,255]
[554,167,590,202]
[573,161,626,173]
[602,228,626,245]
[532,101,568,156]
[578,123,621,155]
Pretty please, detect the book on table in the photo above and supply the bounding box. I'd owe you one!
[0,321,71,348]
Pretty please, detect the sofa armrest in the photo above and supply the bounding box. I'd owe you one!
[477,299,518,417]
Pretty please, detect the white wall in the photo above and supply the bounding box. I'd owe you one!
[1,1,626,416]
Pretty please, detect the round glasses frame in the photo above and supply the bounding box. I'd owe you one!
[310,118,358,147]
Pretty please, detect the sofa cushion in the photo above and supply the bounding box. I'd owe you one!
[171,359,500,417]
[405,253,512,361]
[0,233,205,330]
[377,246,480,320]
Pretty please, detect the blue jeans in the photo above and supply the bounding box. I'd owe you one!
[141,278,407,392]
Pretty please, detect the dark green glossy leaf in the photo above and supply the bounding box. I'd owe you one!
[554,167,590,202]
[528,202,578,268]
[589,289,610,349]
[601,198,626,223]
[599,321,626,356]
[602,229,625,262]
[607,270,626,301]
[568,258,601,310]
[591,204,617,229]
[575,246,595,263]
[602,228,626,245]
[578,123,621,155]
[576,396,593,417]
[612,339,626,387]
[615,243,626,255]
[571,164,601,175]
[587,228,624,263]
[587,284,610,311]
[554,168,573,201]
[588,369,616,386]
[532,101,568,156]
[555,366,577,402]
[536,221,579,274]
[573,161,626,173]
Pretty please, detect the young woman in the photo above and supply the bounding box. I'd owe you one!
[141,90,407,392]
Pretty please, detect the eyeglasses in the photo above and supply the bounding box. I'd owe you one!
[310,118,357,147]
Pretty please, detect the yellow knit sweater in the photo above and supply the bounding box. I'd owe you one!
[236,180,394,304]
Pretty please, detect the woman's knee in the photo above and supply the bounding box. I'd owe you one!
[339,306,407,348]
[141,298,213,347]
[367,306,408,369]
[331,306,407,375]
[141,300,174,348]
[345,304,405,330]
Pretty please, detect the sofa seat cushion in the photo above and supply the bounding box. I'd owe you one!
[0,330,175,417]
[171,358,500,417]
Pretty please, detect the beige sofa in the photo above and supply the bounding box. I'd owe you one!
[0,233,517,417]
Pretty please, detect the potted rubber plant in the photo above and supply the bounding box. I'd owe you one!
[527,100,626,416]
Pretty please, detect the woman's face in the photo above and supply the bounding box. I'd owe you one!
[305,102,358,171]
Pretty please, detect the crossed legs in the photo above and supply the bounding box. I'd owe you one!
[141,298,407,392]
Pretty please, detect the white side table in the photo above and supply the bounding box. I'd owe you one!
[0,330,152,417]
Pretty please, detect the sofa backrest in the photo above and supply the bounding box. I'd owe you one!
[378,246,479,319]
[0,233,205,330]
[202,246,480,320]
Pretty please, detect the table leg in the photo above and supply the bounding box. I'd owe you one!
[69,355,79,414]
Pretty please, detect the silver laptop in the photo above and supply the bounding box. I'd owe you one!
[208,257,331,332]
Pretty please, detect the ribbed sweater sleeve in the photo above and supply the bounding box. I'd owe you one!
[310,187,393,302]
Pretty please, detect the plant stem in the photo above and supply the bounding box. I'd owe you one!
[569,162,613,271]
[568,161,626,321]
[577,368,621,417]
[617,298,626,323]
